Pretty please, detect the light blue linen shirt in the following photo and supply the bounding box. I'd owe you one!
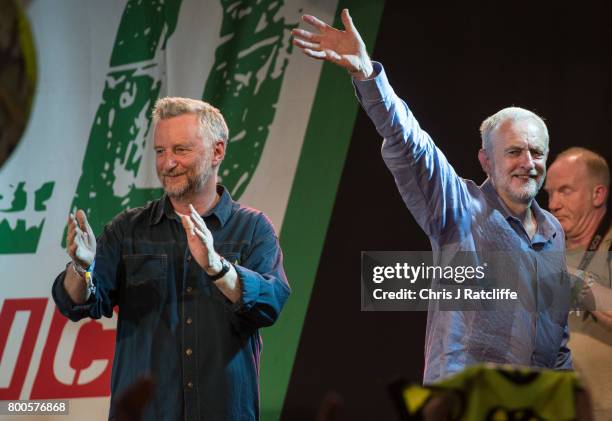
[354,62,572,384]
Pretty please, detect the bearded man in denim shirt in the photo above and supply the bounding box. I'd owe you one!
[53,98,291,420]
[292,9,571,384]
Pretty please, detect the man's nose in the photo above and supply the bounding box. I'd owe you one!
[161,154,177,170]
[520,151,536,170]
[548,191,561,211]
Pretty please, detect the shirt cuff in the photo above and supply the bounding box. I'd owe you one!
[231,265,262,312]
[352,61,392,104]
[52,271,96,320]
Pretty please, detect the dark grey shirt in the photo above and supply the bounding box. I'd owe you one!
[353,62,572,384]
[53,185,290,420]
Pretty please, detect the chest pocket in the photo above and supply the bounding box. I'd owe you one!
[124,254,167,283]
[215,242,246,266]
[219,252,241,267]
[122,254,168,316]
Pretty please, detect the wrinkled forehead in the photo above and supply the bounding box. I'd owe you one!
[153,113,206,145]
[491,118,549,151]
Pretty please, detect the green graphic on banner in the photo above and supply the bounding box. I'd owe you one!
[0,0,40,254]
[65,0,295,240]
[0,1,384,419]
[63,0,181,241]
[205,1,296,198]
[5,0,296,253]
[260,2,385,419]
[0,181,54,253]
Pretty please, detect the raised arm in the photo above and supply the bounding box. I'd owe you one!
[293,10,470,239]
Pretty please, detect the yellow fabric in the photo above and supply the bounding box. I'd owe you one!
[402,385,432,414]
[402,364,581,421]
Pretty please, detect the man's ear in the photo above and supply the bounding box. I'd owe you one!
[592,184,608,208]
[212,140,226,167]
[478,148,491,175]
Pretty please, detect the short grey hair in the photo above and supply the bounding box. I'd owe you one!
[479,107,549,152]
[152,97,229,145]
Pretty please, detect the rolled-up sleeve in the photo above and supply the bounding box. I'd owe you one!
[232,215,290,328]
[52,269,98,321]
[51,223,122,321]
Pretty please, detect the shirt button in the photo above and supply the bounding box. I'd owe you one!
[186,317,193,325]
[187,381,193,389]
[187,254,192,261]
[185,348,193,356]
[186,286,193,293]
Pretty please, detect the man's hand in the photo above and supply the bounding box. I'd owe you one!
[179,204,223,275]
[291,9,374,80]
[67,209,96,269]
[179,205,241,302]
[64,209,96,304]
[586,282,612,331]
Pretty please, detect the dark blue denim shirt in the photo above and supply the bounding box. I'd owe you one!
[53,185,291,420]
[353,62,572,384]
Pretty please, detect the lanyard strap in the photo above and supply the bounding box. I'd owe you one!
[578,210,612,271]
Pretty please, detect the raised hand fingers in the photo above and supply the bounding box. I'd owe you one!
[67,213,81,247]
[67,213,76,235]
[66,210,96,266]
[71,211,92,243]
[180,211,210,254]
[291,28,322,43]
[75,209,92,236]
[66,216,78,258]
[340,9,356,33]
[193,228,209,247]
[292,37,320,51]
[302,48,327,60]
[189,205,211,237]
[179,212,195,236]
[301,48,342,64]
[301,14,331,32]
[69,212,86,238]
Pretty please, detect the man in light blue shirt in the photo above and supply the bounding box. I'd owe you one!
[292,9,571,383]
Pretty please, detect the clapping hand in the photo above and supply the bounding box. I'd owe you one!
[66,210,96,269]
[179,204,222,275]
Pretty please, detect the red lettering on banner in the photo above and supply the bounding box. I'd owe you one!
[31,307,116,398]
[0,298,47,400]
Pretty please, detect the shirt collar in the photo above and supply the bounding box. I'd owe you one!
[481,178,513,220]
[480,177,557,242]
[149,184,234,227]
[529,199,558,242]
[205,184,234,227]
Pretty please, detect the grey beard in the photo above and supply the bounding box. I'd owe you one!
[162,170,211,200]
[505,178,542,204]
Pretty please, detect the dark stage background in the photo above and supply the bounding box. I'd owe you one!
[282,1,612,419]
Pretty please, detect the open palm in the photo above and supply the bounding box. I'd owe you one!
[179,204,221,274]
[67,210,96,268]
[292,9,373,79]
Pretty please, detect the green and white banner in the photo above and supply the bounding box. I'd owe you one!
[0,1,383,419]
